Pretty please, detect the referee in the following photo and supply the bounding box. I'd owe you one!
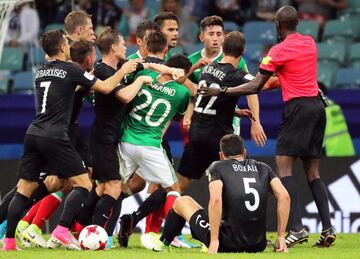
[200,6,335,248]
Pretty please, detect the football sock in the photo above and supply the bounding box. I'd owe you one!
[164,191,180,215]
[132,188,166,226]
[281,176,304,231]
[32,191,63,229]
[22,200,41,224]
[26,181,50,209]
[76,187,100,226]
[106,192,127,236]
[6,192,29,238]
[146,206,165,233]
[0,187,17,223]
[59,187,89,228]
[160,209,185,246]
[92,194,117,229]
[309,178,332,230]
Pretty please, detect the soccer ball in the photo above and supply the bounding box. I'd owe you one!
[78,225,108,250]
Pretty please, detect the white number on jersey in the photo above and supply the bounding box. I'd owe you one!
[130,89,172,127]
[40,81,51,113]
[194,80,220,115]
[243,178,260,212]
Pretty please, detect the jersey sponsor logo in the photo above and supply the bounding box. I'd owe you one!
[303,160,360,233]
[261,56,272,65]
[84,71,95,80]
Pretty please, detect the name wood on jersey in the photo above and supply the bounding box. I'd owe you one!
[35,68,67,79]
[151,83,176,97]
[232,164,258,172]
[202,65,226,81]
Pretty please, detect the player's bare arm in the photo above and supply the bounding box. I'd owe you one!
[246,94,267,147]
[270,177,290,253]
[183,78,197,96]
[188,57,211,76]
[233,108,254,120]
[116,76,153,104]
[183,98,195,130]
[208,179,223,254]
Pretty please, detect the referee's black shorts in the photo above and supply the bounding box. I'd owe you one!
[276,97,326,158]
[18,135,87,181]
[91,140,121,182]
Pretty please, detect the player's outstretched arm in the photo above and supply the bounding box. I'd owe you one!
[270,177,290,253]
[246,94,267,147]
[208,180,223,254]
[92,59,142,94]
[143,63,185,80]
[183,79,197,96]
[115,76,153,104]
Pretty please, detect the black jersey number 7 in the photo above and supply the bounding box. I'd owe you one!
[194,80,220,115]
[40,81,51,113]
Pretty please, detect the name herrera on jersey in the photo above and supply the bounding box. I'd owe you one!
[232,164,258,172]
[35,68,67,79]
[202,65,226,81]
[151,83,176,97]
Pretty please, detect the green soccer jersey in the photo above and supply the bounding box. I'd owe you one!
[121,73,190,148]
[127,50,143,60]
[188,49,249,84]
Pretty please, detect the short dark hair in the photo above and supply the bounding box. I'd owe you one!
[223,31,245,58]
[145,31,168,54]
[220,134,245,157]
[154,12,178,28]
[136,20,160,40]
[96,26,121,54]
[64,10,92,35]
[200,15,224,32]
[70,40,95,64]
[40,29,66,57]
[165,54,192,74]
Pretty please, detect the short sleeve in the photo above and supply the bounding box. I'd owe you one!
[206,162,223,183]
[69,63,97,89]
[178,88,190,115]
[259,45,282,74]
[259,162,277,183]
[228,70,254,87]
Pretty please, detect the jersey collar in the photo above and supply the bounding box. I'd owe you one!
[201,48,223,62]
[136,50,143,59]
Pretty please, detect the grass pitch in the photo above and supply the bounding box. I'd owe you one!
[0,233,358,259]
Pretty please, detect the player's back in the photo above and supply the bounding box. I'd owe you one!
[122,78,190,148]
[207,158,276,251]
[191,61,251,139]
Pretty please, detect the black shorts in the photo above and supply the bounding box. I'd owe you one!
[162,134,174,166]
[189,210,265,253]
[69,122,92,168]
[18,135,87,181]
[178,137,220,179]
[91,140,121,182]
[276,97,326,158]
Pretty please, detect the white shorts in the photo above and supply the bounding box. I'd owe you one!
[118,142,177,188]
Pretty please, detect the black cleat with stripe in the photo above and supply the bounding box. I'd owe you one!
[285,228,309,247]
[313,227,336,248]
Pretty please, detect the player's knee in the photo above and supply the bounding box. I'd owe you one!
[104,180,121,198]
[44,176,63,192]
[173,195,192,214]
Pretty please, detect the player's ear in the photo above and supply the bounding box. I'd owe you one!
[219,151,224,160]
[199,33,204,42]
[111,43,117,53]
[136,38,142,47]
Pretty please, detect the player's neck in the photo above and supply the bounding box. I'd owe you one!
[148,53,164,60]
[225,154,244,161]
[158,74,173,83]
[281,30,296,41]
[204,47,221,59]
[48,53,66,62]
[221,56,240,67]
[138,48,147,58]
[102,55,119,70]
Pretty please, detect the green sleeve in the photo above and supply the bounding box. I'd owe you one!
[238,57,249,73]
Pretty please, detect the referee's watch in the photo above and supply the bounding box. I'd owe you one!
[219,86,228,93]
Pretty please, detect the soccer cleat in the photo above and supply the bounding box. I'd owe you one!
[285,228,309,247]
[50,225,80,250]
[15,220,32,248]
[22,224,47,248]
[140,232,169,252]
[2,237,21,251]
[200,243,208,253]
[0,220,7,240]
[118,213,135,247]
[176,235,201,248]
[47,235,61,249]
[313,227,336,248]
[105,236,114,250]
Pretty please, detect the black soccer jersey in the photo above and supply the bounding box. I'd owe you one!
[191,62,252,140]
[91,61,126,143]
[27,60,97,140]
[207,158,277,250]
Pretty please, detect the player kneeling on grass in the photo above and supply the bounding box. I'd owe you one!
[142,134,290,253]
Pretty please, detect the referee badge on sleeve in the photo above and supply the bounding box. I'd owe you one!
[261,56,272,65]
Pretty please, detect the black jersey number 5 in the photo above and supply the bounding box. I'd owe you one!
[194,80,220,115]
[243,178,260,212]
[40,81,51,113]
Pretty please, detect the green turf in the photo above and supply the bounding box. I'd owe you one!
[0,233,358,259]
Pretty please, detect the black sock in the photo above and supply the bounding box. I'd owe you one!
[0,187,17,223]
[160,209,185,246]
[26,181,50,210]
[6,192,29,238]
[309,178,332,230]
[59,187,89,228]
[281,176,304,231]
[106,192,127,236]
[76,187,100,226]
[133,188,166,226]
[92,194,117,229]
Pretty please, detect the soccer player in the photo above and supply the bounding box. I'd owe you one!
[2,29,140,251]
[143,134,290,253]
[200,6,335,248]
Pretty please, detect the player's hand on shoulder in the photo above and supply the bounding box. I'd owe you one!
[208,240,219,254]
[138,75,153,86]
[171,68,185,80]
[274,236,288,253]
[195,57,210,69]
[251,121,267,147]
[121,58,144,74]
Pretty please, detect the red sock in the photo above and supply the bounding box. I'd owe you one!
[32,193,62,229]
[22,200,41,224]
[147,207,165,233]
[164,192,179,216]
[71,221,84,238]
[145,213,153,233]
